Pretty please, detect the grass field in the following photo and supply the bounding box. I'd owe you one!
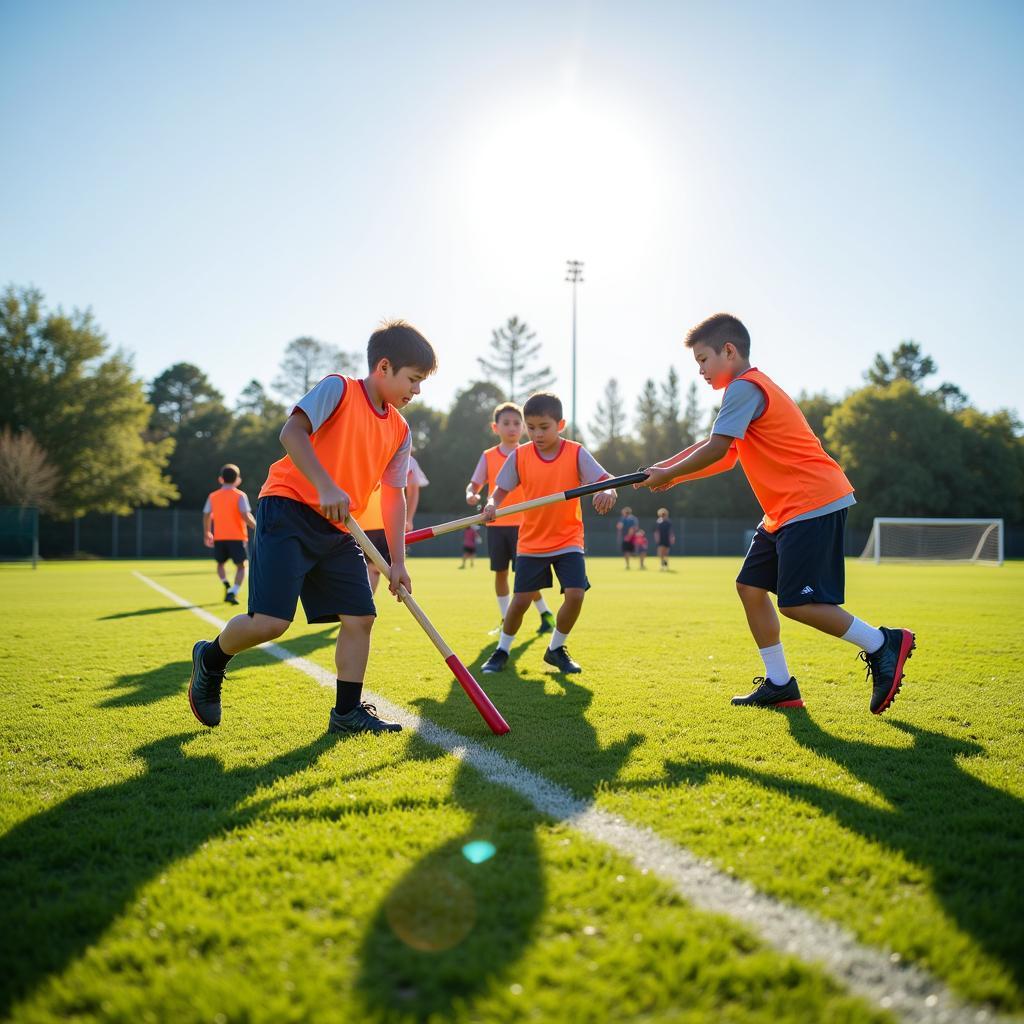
[1,557,1022,1024]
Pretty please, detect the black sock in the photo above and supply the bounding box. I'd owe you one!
[222,579,229,588]
[335,679,363,715]
[202,636,232,673]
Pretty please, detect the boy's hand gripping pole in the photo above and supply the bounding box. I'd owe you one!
[345,513,510,736]
[405,470,650,546]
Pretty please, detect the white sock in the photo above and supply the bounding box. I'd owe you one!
[497,594,511,617]
[498,631,515,653]
[533,596,550,615]
[228,585,239,595]
[549,629,570,651]
[841,618,885,653]
[758,643,791,686]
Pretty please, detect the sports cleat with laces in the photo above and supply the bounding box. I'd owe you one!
[328,703,402,735]
[481,649,510,673]
[224,590,239,605]
[188,640,224,727]
[536,611,556,635]
[731,676,805,708]
[543,645,582,674]
[861,626,916,714]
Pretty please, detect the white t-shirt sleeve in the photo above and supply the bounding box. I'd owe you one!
[381,429,412,487]
[202,497,212,514]
[294,376,346,433]
[577,448,611,486]
[238,492,252,514]
[495,451,520,492]
[408,455,429,487]
[470,453,489,487]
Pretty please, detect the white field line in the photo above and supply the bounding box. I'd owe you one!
[133,571,1014,1024]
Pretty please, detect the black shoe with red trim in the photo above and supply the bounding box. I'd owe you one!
[731,676,805,709]
[861,627,916,714]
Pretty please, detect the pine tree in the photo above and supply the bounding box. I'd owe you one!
[476,316,555,404]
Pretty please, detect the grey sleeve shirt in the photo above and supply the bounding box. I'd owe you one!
[710,380,766,439]
[294,375,410,487]
[495,445,610,491]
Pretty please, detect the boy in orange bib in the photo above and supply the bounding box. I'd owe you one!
[479,392,617,675]
[465,401,554,634]
[187,321,437,736]
[637,314,915,714]
[202,463,257,604]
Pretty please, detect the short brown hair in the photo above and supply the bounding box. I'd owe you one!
[523,392,563,421]
[220,463,240,483]
[685,313,751,359]
[367,320,438,375]
[493,401,523,423]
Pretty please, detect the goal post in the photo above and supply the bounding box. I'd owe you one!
[860,517,1004,566]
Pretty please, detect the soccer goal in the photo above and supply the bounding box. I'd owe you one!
[860,517,1004,566]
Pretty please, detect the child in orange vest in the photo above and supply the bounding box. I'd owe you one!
[361,452,429,594]
[637,313,915,713]
[465,401,554,633]
[187,321,437,736]
[480,392,617,675]
[203,463,257,604]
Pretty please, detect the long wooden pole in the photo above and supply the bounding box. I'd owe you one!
[345,514,510,736]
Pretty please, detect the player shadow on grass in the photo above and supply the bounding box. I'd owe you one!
[98,625,341,708]
[99,605,201,620]
[617,711,1024,1003]
[0,729,344,1018]
[356,643,644,1021]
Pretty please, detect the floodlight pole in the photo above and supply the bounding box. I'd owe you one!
[565,260,584,439]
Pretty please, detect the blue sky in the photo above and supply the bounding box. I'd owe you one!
[2,0,1022,431]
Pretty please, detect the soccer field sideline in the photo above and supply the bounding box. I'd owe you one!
[133,570,1015,1024]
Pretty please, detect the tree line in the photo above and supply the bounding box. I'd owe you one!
[1,284,1021,529]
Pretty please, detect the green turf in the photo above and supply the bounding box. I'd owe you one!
[1,557,1022,1022]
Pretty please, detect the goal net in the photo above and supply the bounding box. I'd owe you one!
[860,518,1004,565]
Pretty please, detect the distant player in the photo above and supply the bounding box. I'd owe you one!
[654,508,675,570]
[460,523,481,568]
[480,392,617,675]
[362,453,429,595]
[633,528,649,569]
[466,401,554,634]
[203,464,256,604]
[616,506,639,569]
[636,313,915,713]
[186,320,437,736]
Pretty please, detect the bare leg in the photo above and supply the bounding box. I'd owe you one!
[556,588,585,634]
[216,562,228,583]
[501,593,534,636]
[494,569,510,597]
[736,582,781,648]
[218,612,290,655]
[233,562,246,588]
[367,565,382,595]
[336,614,374,680]
[779,603,853,637]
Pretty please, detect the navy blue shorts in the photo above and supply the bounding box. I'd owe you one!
[213,540,247,565]
[364,529,391,565]
[514,552,591,594]
[248,497,375,623]
[487,525,519,572]
[736,509,847,607]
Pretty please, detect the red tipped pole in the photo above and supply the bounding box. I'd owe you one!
[345,513,509,735]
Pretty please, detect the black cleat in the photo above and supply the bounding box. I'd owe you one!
[543,645,582,674]
[536,611,556,635]
[224,590,239,605]
[188,640,224,727]
[328,703,402,735]
[861,627,916,714]
[731,676,805,708]
[481,649,510,674]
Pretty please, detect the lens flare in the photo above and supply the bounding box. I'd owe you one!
[461,840,496,864]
